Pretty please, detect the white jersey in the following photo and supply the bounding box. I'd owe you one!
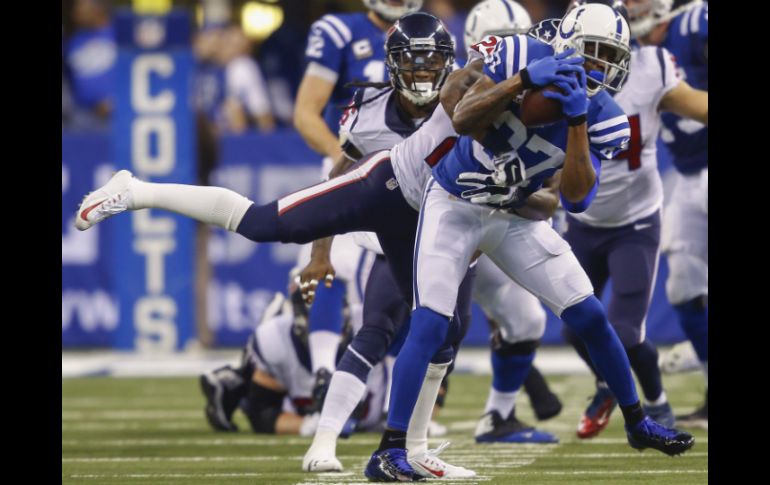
[340,87,422,154]
[247,303,386,421]
[390,102,457,210]
[340,86,427,254]
[249,312,314,413]
[572,46,680,227]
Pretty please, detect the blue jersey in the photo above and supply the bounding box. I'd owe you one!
[433,35,630,207]
[304,12,387,133]
[661,1,708,174]
[63,26,117,109]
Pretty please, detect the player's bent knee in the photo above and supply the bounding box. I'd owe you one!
[560,296,608,338]
[666,252,708,305]
[337,348,374,383]
[410,307,451,351]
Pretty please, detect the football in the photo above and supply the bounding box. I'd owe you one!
[520,85,565,127]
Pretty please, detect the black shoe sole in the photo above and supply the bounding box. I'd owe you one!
[628,436,695,456]
[200,374,238,432]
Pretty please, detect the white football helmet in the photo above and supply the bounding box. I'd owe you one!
[552,3,631,96]
[624,0,673,38]
[363,0,423,23]
[463,0,533,48]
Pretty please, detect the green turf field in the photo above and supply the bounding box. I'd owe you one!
[62,371,707,484]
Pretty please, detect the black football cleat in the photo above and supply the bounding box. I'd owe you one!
[626,416,695,456]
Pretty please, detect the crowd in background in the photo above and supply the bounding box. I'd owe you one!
[61,0,574,134]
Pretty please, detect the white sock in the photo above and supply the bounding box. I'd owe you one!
[646,391,668,407]
[382,355,396,414]
[309,330,341,374]
[307,429,338,458]
[316,371,367,435]
[407,362,450,458]
[129,179,252,231]
[483,388,518,418]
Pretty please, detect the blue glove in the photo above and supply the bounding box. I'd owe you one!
[520,48,584,88]
[542,69,589,119]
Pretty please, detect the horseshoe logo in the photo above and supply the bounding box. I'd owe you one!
[559,7,585,39]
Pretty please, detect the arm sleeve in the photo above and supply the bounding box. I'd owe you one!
[588,113,630,161]
[560,153,602,213]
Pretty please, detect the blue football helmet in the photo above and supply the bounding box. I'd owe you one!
[385,11,455,106]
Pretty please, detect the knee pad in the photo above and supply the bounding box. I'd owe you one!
[491,330,540,356]
[666,252,708,305]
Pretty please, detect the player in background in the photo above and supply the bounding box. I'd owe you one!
[364,4,695,481]
[626,0,708,429]
[463,0,565,443]
[541,0,708,439]
[292,0,423,403]
[201,284,388,436]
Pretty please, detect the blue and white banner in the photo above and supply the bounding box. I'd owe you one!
[62,135,120,347]
[111,9,196,351]
[206,132,323,346]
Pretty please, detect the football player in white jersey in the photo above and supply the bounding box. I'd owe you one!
[293,0,423,400]
[201,287,388,436]
[626,0,709,429]
[365,3,696,480]
[542,0,708,440]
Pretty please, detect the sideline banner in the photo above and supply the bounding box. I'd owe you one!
[111,9,196,351]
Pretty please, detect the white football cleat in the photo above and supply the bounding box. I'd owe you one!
[302,442,343,472]
[660,341,700,374]
[75,170,134,231]
[409,442,476,479]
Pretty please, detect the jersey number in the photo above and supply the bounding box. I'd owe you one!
[363,60,386,83]
[496,112,564,180]
[615,114,642,171]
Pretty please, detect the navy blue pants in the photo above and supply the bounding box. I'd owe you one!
[562,211,661,348]
[237,152,418,302]
[236,151,474,368]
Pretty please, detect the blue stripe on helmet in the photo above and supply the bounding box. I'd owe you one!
[500,0,514,22]
[614,9,623,36]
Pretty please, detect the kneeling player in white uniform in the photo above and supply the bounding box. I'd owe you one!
[201,288,387,436]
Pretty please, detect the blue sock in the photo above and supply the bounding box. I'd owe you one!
[386,307,449,431]
[561,296,638,406]
[491,351,535,393]
[308,279,346,333]
[673,297,708,363]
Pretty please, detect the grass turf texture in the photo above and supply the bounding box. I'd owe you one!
[62,371,708,484]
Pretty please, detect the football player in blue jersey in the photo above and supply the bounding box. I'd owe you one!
[292,0,423,405]
[625,0,708,429]
[463,0,567,440]
[364,3,695,480]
